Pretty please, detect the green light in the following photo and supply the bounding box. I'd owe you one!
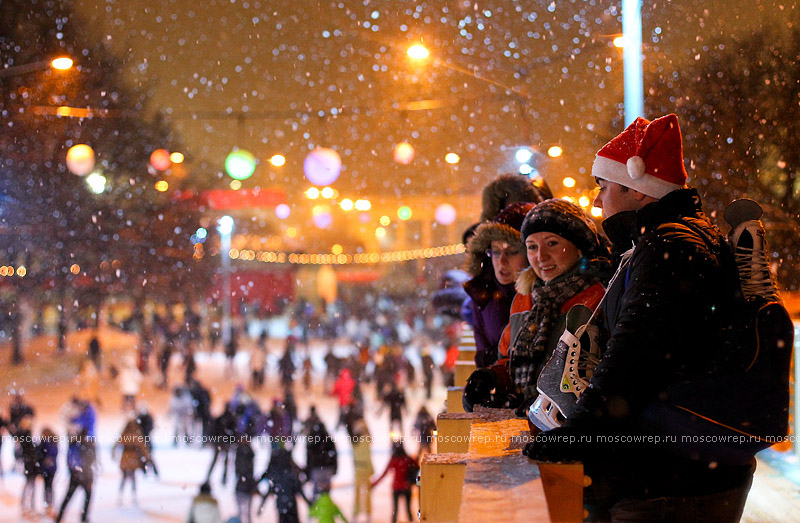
[398,206,412,221]
[225,149,256,180]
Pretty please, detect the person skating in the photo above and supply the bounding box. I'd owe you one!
[38,427,59,518]
[234,434,257,523]
[308,490,348,523]
[113,419,150,505]
[303,407,338,501]
[257,446,310,523]
[351,419,374,522]
[412,406,436,455]
[18,416,37,517]
[370,440,418,523]
[56,426,96,523]
[186,482,223,523]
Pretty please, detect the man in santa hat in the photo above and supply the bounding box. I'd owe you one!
[525,114,767,521]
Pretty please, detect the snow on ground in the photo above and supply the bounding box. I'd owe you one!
[0,327,447,523]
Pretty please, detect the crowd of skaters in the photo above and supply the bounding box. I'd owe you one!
[0,317,444,523]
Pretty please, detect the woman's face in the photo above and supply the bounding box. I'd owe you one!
[488,240,528,285]
[525,232,582,282]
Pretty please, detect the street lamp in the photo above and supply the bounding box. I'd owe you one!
[0,56,74,78]
[218,215,234,348]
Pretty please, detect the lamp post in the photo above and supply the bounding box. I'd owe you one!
[622,0,645,124]
[218,215,234,348]
[0,56,73,78]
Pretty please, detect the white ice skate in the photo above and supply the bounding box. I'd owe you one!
[528,304,602,431]
[723,199,780,304]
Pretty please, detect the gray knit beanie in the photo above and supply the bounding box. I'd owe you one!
[520,199,603,257]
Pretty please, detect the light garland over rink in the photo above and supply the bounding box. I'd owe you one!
[220,243,466,265]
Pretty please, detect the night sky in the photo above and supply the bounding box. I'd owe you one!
[70,0,798,203]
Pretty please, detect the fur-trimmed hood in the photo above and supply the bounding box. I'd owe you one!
[465,222,526,277]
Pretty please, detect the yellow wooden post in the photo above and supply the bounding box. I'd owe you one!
[419,453,468,522]
[537,462,587,523]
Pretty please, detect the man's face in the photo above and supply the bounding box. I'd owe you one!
[593,179,646,218]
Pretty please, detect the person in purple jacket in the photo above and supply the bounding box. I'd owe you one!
[463,174,551,368]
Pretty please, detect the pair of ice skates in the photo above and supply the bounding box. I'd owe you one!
[528,199,780,431]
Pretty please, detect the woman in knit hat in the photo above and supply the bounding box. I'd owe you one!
[500,199,613,407]
[464,201,537,368]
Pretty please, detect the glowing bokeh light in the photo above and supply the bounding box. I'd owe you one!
[196,227,208,239]
[275,204,291,219]
[548,145,563,158]
[225,149,257,180]
[304,147,342,186]
[379,215,391,226]
[435,203,457,225]
[286,227,298,238]
[578,196,591,208]
[312,211,333,229]
[340,199,354,211]
[218,215,234,235]
[354,199,371,211]
[398,206,412,221]
[150,149,171,171]
[562,177,577,188]
[269,154,286,167]
[320,187,335,199]
[331,244,343,255]
[613,35,627,48]
[65,144,95,176]
[154,180,169,192]
[70,264,80,275]
[407,44,430,60]
[229,180,242,190]
[86,172,106,193]
[519,164,533,175]
[444,152,460,164]
[170,152,185,164]
[375,227,387,238]
[393,142,415,165]
[591,207,603,218]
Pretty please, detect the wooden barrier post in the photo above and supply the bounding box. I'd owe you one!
[436,413,474,453]
[419,453,468,522]
[537,462,587,523]
[446,386,465,414]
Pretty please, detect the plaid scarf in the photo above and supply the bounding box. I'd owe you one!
[510,268,601,399]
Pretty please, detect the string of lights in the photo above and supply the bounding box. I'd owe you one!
[216,242,466,265]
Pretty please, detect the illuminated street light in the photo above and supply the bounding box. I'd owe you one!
[613,36,627,48]
[0,56,74,78]
[562,177,577,188]
[590,207,603,218]
[320,187,335,199]
[444,153,460,164]
[217,215,234,347]
[154,180,169,192]
[515,148,533,164]
[306,187,320,199]
[354,199,371,211]
[407,44,430,60]
[170,152,185,164]
[340,199,354,211]
[547,146,563,158]
[269,154,286,167]
[519,164,534,176]
[51,57,73,70]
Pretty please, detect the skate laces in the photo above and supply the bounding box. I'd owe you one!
[732,222,779,302]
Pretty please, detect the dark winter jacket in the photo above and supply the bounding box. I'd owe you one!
[566,189,754,498]
[38,439,59,477]
[235,443,257,494]
[305,423,338,473]
[464,272,517,367]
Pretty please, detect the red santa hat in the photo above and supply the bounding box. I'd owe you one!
[592,113,688,199]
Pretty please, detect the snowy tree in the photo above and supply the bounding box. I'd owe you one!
[647,29,800,290]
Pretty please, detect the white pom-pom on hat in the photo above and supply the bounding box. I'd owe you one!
[627,156,646,180]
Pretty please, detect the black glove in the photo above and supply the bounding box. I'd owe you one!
[522,426,586,463]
